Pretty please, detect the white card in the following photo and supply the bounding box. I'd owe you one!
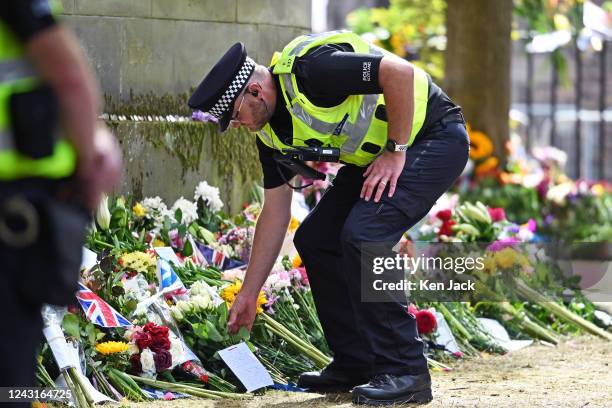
[81,247,98,271]
[218,342,273,392]
[154,246,183,266]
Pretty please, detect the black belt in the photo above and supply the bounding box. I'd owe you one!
[423,106,465,135]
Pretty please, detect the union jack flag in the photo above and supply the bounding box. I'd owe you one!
[76,283,132,328]
[195,242,245,271]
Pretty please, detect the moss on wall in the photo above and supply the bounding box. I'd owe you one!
[104,91,193,117]
[105,116,262,213]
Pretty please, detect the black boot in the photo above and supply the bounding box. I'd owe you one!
[298,365,370,393]
[352,373,433,405]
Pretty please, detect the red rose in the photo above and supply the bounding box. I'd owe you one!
[153,350,172,372]
[129,353,142,373]
[133,331,152,350]
[415,309,437,334]
[143,323,169,338]
[488,207,506,222]
[438,220,456,236]
[436,209,453,222]
[149,334,171,352]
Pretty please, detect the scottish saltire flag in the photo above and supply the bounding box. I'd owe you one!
[76,283,132,328]
[195,242,245,271]
[157,258,186,292]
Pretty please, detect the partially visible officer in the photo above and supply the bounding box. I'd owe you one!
[0,0,122,398]
[189,30,468,405]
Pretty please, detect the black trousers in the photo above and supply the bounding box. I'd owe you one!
[0,245,43,408]
[294,121,469,376]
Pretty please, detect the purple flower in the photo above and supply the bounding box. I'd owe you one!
[544,214,554,225]
[192,110,218,123]
[487,237,520,252]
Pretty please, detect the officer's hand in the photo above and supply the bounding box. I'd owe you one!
[80,125,123,210]
[227,293,258,334]
[361,151,406,202]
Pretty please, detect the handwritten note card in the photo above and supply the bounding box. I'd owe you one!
[218,342,273,392]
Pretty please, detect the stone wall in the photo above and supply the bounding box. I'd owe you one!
[60,0,311,99]
[59,0,311,213]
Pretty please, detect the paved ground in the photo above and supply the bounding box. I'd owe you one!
[126,336,611,408]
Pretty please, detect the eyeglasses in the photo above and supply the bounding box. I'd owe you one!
[230,92,247,126]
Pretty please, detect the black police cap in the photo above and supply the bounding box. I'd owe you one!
[188,42,255,132]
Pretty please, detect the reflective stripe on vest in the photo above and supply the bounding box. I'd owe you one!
[0,130,14,150]
[0,58,38,83]
[280,34,384,155]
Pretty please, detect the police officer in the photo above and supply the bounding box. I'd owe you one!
[189,30,469,405]
[0,0,122,397]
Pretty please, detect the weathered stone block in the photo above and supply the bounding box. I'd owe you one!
[151,0,236,22]
[62,15,124,98]
[237,0,310,29]
[74,0,151,18]
[60,0,75,14]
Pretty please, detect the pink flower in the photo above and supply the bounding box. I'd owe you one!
[297,267,309,286]
[488,207,506,222]
[487,237,520,252]
[163,392,175,401]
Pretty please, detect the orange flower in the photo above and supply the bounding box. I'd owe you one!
[467,124,494,160]
[475,157,499,176]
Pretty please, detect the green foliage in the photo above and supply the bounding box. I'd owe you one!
[346,0,446,81]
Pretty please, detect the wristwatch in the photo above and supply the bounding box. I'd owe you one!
[385,139,409,152]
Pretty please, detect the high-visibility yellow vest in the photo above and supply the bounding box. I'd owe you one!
[0,1,76,180]
[258,30,430,167]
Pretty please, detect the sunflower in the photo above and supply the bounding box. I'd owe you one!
[95,341,130,356]
[475,156,499,176]
[467,125,494,160]
[221,280,268,314]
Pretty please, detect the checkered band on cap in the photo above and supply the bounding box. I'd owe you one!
[207,57,255,119]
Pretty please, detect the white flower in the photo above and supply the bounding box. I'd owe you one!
[194,181,224,212]
[142,196,171,227]
[176,300,193,314]
[192,295,211,311]
[95,194,111,230]
[128,343,140,355]
[169,337,186,368]
[140,348,156,377]
[171,197,198,225]
[546,183,573,205]
[170,306,184,322]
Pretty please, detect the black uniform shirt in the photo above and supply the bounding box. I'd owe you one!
[0,0,56,42]
[257,43,458,188]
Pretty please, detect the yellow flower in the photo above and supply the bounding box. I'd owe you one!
[482,254,496,272]
[132,202,147,218]
[494,248,521,269]
[221,280,267,314]
[256,291,267,314]
[119,251,156,273]
[292,254,303,268]
[287,217,300,233]
[153,238,166,247]
[390,33,406,58]
[221,280,242,306]
[591,183,605,197]
[467,124,494,160]
[475,157,499,176]
[96,341,129,356]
